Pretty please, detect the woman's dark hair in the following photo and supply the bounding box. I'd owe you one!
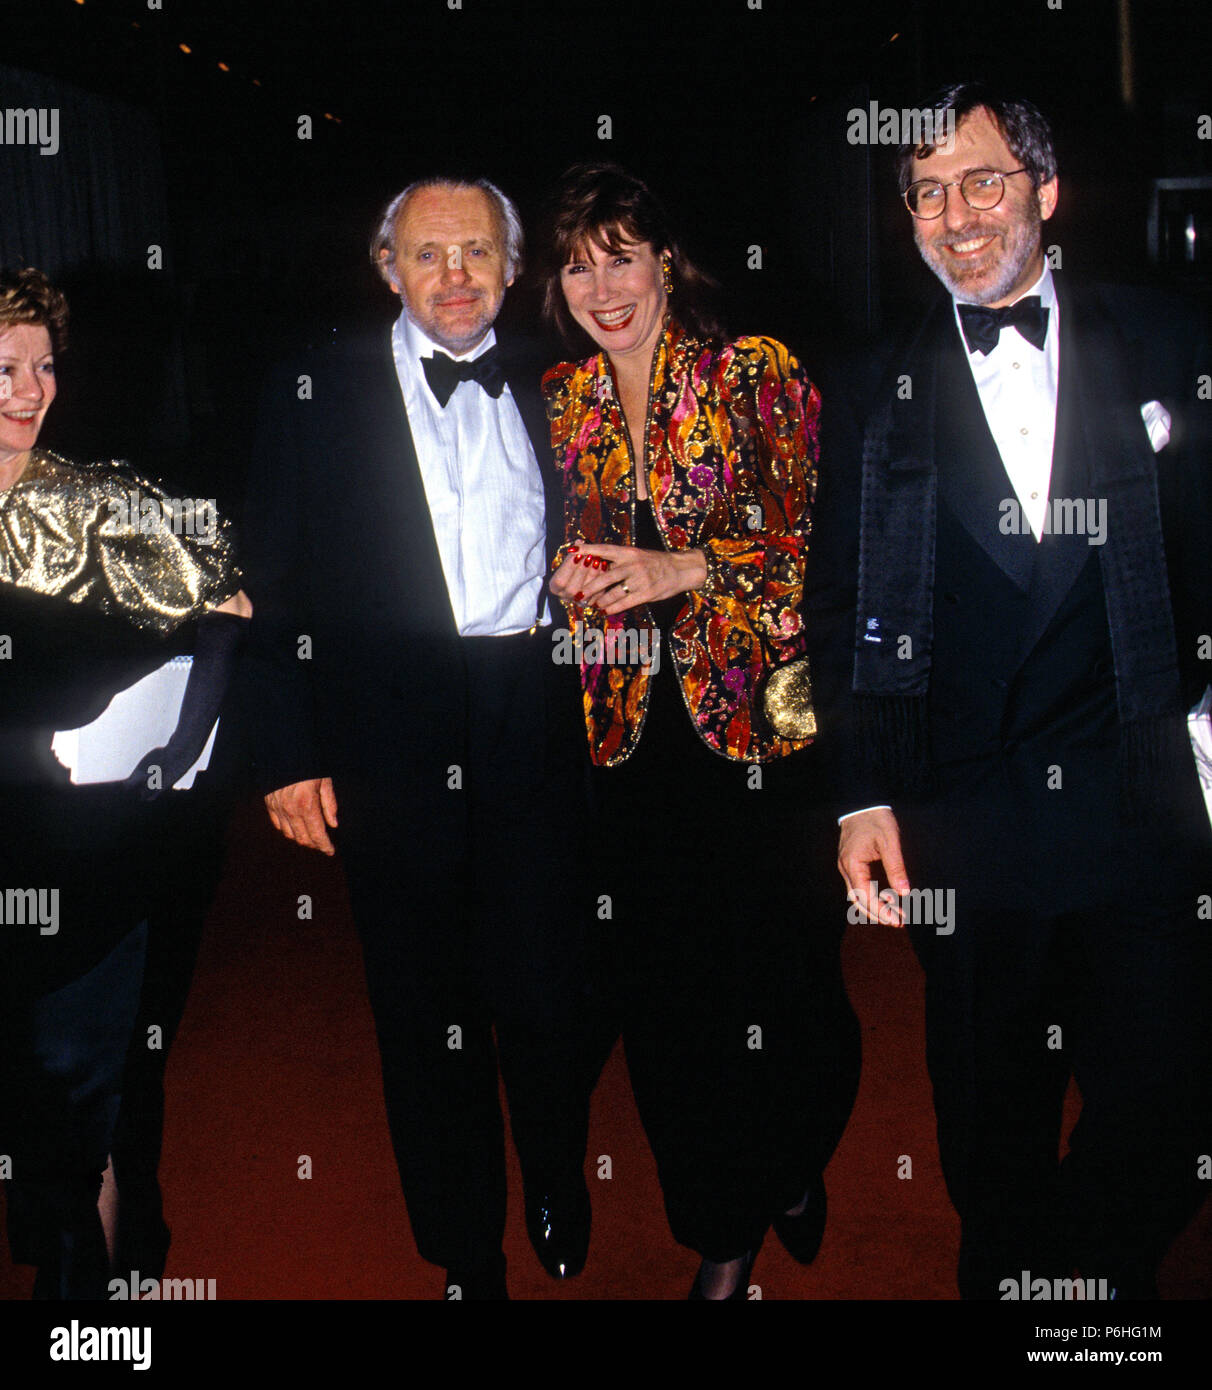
[0,267,69,353]
[541,162,724,348]
[895,81,1057,191]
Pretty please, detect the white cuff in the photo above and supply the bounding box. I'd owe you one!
[837,804,892,826]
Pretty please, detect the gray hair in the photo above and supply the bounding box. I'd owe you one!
[896,81,1057,192]
[370,175,524,284]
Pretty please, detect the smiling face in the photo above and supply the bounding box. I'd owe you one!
[0,323,56,486]
[560,236,667,367]
[382,184,512,354]
[910,105,1057,307]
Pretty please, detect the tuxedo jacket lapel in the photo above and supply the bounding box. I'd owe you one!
[338,331,457,636]
[1014,283,1094,661]
[1014,282,1158,665]
[925,303,1036,592]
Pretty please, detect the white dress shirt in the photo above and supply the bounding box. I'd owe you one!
[953,264,1060,541]
[391,311,549,636]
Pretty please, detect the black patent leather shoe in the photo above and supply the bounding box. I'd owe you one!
[525,1178,591,1279]
[771,1175,827,1265]
[444,1252,509,1300]
[688,1249,757,1301]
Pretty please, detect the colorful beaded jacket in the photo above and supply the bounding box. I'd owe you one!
[542,317,821,766]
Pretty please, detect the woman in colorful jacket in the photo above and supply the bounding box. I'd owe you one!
[543,164,858,1300]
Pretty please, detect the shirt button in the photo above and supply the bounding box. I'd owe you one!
[1012,361,1021,369]
[1020,427,1029,435]
[1030,491,1039,499]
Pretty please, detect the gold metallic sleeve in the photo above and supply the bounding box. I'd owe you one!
[0,449,240,636]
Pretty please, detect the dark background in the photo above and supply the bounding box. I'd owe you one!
[2,0,1211,512]
[1,0,1210,1335]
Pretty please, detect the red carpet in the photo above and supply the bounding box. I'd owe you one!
[3,795,1209,1302]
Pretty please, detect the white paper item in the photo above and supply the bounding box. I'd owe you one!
[51,655,218,789]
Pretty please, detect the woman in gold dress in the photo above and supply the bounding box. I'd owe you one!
[0,266,248,1298]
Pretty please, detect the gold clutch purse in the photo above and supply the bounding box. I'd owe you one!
[761,655,816,740]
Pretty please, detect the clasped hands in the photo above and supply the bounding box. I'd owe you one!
[549,540,707,618]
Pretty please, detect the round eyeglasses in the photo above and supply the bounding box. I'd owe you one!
[903,168,1029,219]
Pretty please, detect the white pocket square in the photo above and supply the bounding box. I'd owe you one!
[1140,400,1171,452]
[1190,685,1212,832]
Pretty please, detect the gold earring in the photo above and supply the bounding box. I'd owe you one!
[661,257,673,296]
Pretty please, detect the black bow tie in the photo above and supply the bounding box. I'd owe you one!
[421,347,506,407]
[957,297,1049,356]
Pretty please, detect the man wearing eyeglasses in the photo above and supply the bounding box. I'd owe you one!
[813,81,1212,1299]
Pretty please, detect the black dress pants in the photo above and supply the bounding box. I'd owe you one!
[596,656,860,1263]
[333,631,608,1272]
[911,871,1212,1299]
[109,763,235,1275]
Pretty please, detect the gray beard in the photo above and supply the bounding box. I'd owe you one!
[916,207,1043,305]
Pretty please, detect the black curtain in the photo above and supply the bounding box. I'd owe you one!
[0,64,187,454]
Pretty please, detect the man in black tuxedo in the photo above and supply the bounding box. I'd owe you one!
[241,177,605,1298]
[818,84,1212,1299]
